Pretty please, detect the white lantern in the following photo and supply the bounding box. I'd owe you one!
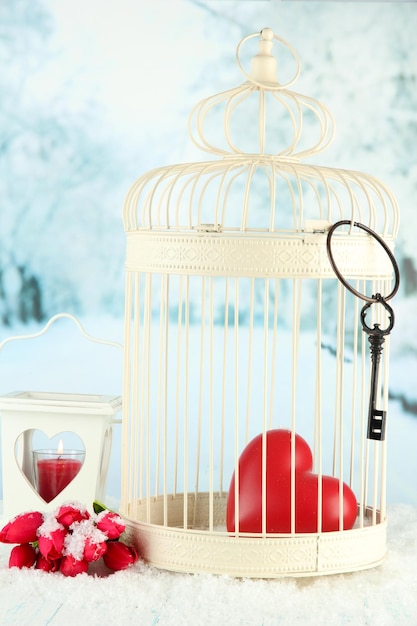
[0,314,122,519]
[120,29,399,577]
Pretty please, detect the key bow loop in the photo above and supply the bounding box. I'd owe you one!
[360,294,395,337]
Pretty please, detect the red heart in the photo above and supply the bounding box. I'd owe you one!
[226,429,357,533]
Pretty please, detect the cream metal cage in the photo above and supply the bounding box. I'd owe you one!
[120,28,399,577]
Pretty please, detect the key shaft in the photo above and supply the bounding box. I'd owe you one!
[361,295,394,442]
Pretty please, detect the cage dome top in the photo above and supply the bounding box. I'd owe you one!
[188,27,334,159]
[123,28,399,244]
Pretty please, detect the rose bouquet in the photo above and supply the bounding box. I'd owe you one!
[0,501,138,576]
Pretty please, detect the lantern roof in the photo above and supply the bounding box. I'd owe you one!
[0,391,122,415]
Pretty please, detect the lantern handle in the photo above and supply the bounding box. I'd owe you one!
[0,313,123,424]
[0,312,123,353]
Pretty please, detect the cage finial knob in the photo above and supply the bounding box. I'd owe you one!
[249,27,278,85]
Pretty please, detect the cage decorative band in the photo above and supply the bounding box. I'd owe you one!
[120,28,399,577]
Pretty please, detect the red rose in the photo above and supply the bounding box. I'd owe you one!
[96,511,126,540]
[83,537,107,563]
[38,529,66,560]
[55,503,90,528]
[103,541,138,571]
[35,553,61,572]
[59,555,88,577]
[0,511,43,544]
[37,515,67,560]
[8,543,37,569]
[63,519,107,563]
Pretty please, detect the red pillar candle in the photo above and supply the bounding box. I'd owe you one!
[33,450,85,503]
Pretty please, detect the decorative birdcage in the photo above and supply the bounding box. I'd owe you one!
[120,28,400,577]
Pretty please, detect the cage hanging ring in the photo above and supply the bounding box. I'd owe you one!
[236,29,301,90]
[326,220,400,303]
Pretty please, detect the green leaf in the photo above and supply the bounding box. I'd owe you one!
[92,500,108,515]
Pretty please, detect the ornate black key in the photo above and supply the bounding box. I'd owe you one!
[327,220,400,442]
[360,294,395,441]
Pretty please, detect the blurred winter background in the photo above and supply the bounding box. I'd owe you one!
[0,0,416,505]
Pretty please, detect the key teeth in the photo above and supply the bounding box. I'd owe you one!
[367,409,387,441]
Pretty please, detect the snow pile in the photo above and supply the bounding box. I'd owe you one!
[0,505,416,625]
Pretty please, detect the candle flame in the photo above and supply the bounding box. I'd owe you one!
[57,439,64,454]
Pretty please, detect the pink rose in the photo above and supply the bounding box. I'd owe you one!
[103,541,138,571]
[35,553,61,572]
[55,503,90,528]
[96,511,125,540]
[59,555,88,577]
[0,511,43,544]
[8,543,37,569]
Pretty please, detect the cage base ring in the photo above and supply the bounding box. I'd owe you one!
[121,494,386,578]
